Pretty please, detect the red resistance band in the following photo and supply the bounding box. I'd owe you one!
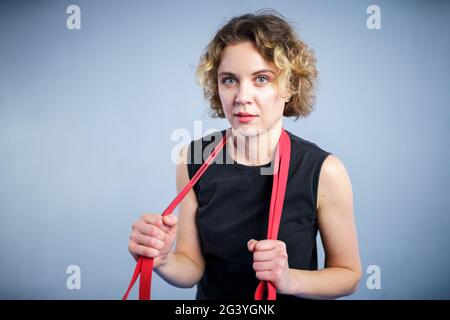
[123,128,291,300]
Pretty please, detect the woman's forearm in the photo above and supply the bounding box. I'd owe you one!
[284,267,362,299]
[153,252,204,288]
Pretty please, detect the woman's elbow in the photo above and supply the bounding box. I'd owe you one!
[347,267,363,295]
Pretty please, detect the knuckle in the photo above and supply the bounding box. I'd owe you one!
[155,239,164,249]
[130,230,140,241]
[148,225,160,237]
[146,225,155,236]
[277,248,287,257]
[148,237,157,248]
[153,216,162,226]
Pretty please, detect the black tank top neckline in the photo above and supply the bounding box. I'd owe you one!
[187,128,332,300]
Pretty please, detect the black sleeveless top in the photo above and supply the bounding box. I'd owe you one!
[187,129,332,300]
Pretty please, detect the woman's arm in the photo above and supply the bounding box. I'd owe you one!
[285,154,362,299]
[153,144,205,288]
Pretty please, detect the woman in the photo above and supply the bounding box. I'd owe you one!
[128,10,362,300]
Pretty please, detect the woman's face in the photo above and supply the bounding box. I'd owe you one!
[217,41,288,137]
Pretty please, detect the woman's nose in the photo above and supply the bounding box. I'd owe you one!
[235,81,253,105]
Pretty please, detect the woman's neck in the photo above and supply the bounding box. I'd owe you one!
[227,125,282,166]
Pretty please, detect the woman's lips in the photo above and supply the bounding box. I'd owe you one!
[235,113,257,123]
[237,116,256,123]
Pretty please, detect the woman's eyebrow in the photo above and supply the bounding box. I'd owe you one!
[218,69,276,77]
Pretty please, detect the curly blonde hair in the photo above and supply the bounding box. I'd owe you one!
[196,9,319,120]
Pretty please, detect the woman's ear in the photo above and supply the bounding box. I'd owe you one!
[278,76,292,102]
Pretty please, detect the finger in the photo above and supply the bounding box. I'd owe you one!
[247,239,258,251]
[255,270,272,281]
[131,232,165,250]
[253,249,278,262]
[162,214,177,227]
[141,214,170,232]
[252,260,275,272]
[129,243,160,258]
[253,239,278,251]
[135,224,167,241]
[141,213,162,225]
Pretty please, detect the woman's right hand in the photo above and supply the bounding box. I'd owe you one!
[128,213,178,268]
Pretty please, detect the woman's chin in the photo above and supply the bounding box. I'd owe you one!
[231,125,263,138]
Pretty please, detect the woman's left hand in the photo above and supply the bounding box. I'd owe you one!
[247,239,293,295]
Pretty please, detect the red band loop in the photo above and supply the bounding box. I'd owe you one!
[123,128,291,300]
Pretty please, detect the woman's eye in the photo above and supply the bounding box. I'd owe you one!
[222,77,236,85]
[256,76,269,84]
[221,76,269,86]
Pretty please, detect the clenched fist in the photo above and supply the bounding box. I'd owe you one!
[128,213,178,268]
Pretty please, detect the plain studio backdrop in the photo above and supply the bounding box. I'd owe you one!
[0,0,449,299]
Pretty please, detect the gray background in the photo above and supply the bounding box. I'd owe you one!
[0,0,449,299]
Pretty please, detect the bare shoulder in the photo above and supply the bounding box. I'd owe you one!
[317,154,353,212]
[316,154,361,280]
